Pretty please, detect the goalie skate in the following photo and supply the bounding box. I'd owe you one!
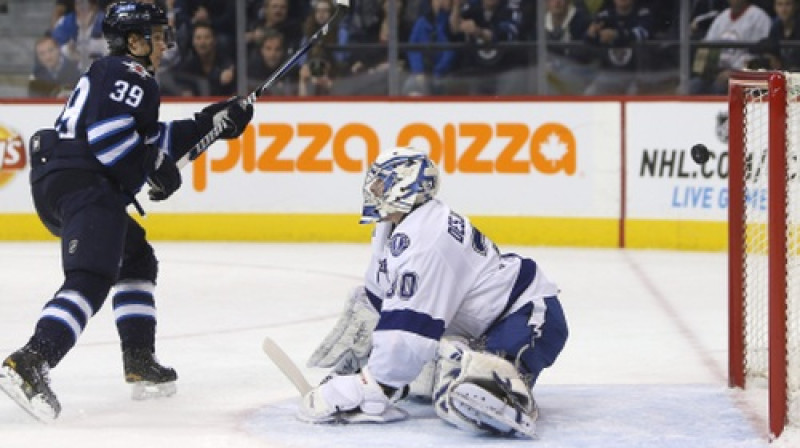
[0,348,61,422]
[449,383,538,438]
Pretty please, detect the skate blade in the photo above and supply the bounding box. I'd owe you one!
[130,381,177,400]
[0,366,58,422]
[450,383,536,438]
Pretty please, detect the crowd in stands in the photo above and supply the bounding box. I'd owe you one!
[26,0,800,98]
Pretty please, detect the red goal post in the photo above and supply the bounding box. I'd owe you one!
[728,70,799,439]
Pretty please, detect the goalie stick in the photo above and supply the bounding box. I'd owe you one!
[262,337,312,395]
[176,0,352,169]
[261,336,410,424]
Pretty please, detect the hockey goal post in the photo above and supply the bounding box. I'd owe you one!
[728,70,800,439]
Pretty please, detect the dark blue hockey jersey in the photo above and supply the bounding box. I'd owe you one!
[47,55,213,196]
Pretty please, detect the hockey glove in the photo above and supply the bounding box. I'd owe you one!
[147,150,182,201]
[297,367,408,424]
[199,96,254,140]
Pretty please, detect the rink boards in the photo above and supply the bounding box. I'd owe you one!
[0,99,729,249]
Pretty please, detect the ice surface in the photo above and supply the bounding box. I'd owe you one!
[0,242,793,447]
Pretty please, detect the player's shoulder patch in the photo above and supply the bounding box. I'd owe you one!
[388,233,411,257]
[122,59,152,80]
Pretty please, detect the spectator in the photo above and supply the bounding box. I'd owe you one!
[403,0,458,96]
[448,0,522,96]
[579,0,608,15]
[690,0,728,39]
[51,0,107,72]
[337,0,409,96]
[173,0,236,56]
[247,28,296,95]
[583,0,657,95]
[245,0,303,55]
[749,0,800,71]
[544,0,596,94]
[338,0,405,83]
[354,0,409,73]
[28,36,81,98]
[299,45,336,96]
[403,0,427,34]
[49,0,112,31]
[345,0,385,45]
[296,0,344,96]
[298,0,347,68]
[688,0,771,95]
[172,21,236,96]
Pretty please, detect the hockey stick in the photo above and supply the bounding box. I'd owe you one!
[262,336,312,395]
[176,0,351,169]
[263,336,411,424]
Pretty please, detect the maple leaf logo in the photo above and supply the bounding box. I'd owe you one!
[530,123,576,175]
[539,132,568,165]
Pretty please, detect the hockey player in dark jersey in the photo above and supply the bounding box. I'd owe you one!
[0,1,253,421]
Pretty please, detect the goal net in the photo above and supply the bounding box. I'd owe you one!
[728,70,800,439]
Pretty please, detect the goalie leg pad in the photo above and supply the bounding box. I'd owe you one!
[433,341,537,438]
[307,286,379,374]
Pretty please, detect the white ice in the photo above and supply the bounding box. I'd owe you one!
[0,242,797,447]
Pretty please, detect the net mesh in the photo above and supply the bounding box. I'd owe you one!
[739,74,800,427]
[787,75,800,425]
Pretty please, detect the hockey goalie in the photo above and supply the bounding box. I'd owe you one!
[297,147,569,438]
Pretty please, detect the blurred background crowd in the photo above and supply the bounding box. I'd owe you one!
[2,0,798,98]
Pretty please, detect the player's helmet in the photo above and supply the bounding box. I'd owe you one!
[360,147,440,224]
[103,1,173,55]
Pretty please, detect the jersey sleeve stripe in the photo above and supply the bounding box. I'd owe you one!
[94,131,141,166]
[87,114,135,144]
[375,309,445,341]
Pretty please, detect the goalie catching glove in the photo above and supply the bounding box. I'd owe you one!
[297,367,409,424]
[197,96,254,140]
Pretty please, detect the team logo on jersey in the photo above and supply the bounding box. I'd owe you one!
[388,233,410,257]
[0,124,26,190]
[123,60,151,80]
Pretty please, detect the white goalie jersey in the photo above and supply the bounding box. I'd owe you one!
[363,199,559,388]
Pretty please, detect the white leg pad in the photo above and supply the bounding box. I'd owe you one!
[432,339,538,438]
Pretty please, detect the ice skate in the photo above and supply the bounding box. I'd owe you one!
[0,347,61,422]
[123,348,177,400]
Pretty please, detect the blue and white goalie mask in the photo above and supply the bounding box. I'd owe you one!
[360,147,440,224]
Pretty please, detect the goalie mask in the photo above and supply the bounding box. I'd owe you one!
[103,1,174,62]
[360,147,440,224]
